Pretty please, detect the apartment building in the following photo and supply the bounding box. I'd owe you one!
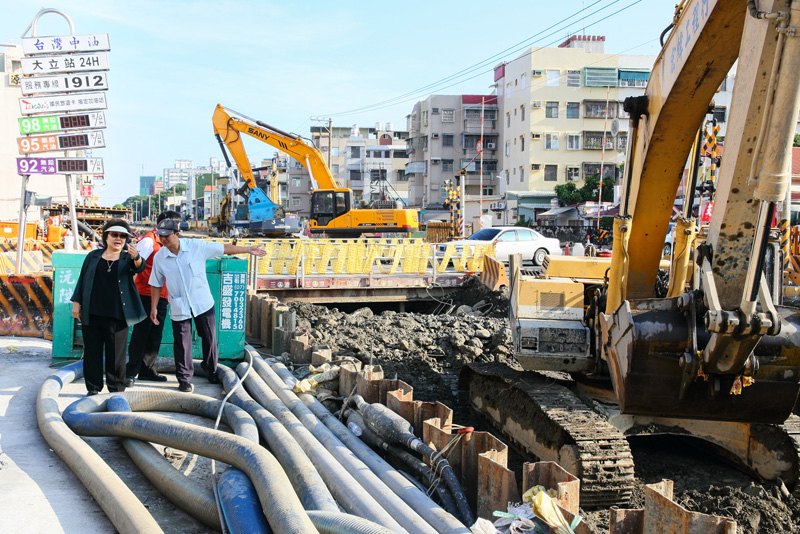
[404,95,500,220]
[281,124,410,214]
[495,36,655,223]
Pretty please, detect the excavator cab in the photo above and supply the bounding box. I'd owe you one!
[310,189,352,228]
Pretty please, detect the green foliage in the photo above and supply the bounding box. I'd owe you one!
[554,174,615,206]
[515,216,530,227]
[794,133,800,147]
[600,216,615,229]
[113,203,125,209]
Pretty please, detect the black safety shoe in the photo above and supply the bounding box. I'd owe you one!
[87,390,100,396]
[201,362,220,384]
[138,370,167,382]
[178,382,193,393]
[125,376,135,388]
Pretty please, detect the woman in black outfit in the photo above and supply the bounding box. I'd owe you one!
[71,219,146,395]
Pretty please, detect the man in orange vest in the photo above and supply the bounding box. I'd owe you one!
[125,210,181,387]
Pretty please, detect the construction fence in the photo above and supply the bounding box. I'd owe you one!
[208,238,496,277]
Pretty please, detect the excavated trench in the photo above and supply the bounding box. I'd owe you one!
[288,277,800,534]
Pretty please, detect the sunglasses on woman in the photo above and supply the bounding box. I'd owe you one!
[108,232,128,239]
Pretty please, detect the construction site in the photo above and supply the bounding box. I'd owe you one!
[7,1,800,533]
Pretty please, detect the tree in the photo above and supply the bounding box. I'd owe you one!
[794,133,800,147]
[554,175,614,207]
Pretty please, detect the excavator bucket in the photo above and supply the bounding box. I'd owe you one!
[602,297,800,424]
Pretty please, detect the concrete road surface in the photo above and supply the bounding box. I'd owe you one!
[0,336,225,534]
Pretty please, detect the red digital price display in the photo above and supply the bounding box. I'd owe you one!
[58,134,90,149]
[58,159,89,173]
[59,114,91,129]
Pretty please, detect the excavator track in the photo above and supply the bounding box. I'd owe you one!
[460,362,634,507]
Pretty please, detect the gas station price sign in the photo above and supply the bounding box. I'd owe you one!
[18,112,106,134]
[17,157,103,174]
[18,131,105,154]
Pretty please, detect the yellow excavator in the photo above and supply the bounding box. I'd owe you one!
[461,0,800,507]
[213,104,419,237]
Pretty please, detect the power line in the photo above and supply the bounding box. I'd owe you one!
[325,0,646,118]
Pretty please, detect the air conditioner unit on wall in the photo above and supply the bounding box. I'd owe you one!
[531,133,542,140]
[432,133,440,139]
[486,142,496,150]
[531,163,541,171]
[490,201,506,210]
[532,101,542,108]
[532,70,543,76]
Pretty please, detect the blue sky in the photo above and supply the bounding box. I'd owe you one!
[2,0,675,205]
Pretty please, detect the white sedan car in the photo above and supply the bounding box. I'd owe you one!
[437,226,562,265]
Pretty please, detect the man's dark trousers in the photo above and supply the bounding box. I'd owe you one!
[171,306,218,386]
[126,295,168,378]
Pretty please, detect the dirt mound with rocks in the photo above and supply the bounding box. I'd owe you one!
[287,295,800,534]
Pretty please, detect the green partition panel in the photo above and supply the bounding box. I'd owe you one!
[52,251,247,366]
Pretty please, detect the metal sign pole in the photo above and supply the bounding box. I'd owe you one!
[15,175,30,273]
[65,175,80,251]
[479,97,485,230]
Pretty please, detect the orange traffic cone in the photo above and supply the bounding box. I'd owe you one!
[565,242,571,256]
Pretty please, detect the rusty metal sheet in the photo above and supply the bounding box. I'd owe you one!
[522,461,580,516]
[0,274,53,339]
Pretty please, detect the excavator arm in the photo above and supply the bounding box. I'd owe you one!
[602,0,800,421]
[213,104,336,190]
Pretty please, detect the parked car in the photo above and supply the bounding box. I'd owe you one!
[663,222,676,257]
[436,226,562,265]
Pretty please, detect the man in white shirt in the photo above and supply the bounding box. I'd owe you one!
[148,218,266,392]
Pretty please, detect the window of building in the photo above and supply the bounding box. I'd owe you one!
[567,70,581,87]
[582,163,616,180]
[442,108,455,122]
[520,135,525,152]
[584,67,619,87]
[545,101,558,118]
[520,74,526,90]
[331,147,339,157]
[442,159,454,172]
[506,83,512,98]
[567,102,580,119]
[505,169,510,184]
[544,165,558,181]
[350,147,362,158]
[544,133,559,150]
[520,166,525,182]
[442,134,454,147]
[514,107,517,116]
[396,170,408,182]
[482,186,495,196]
[583,101,618,118]
[566,166,580,182]
[618,69,650,87]
[392,150,407,158]
[546,70,559,87]
[423,110,428,126]
[292,177,301,188]
[719,76,728,92]
[331,164,339,174]
[520,105,525,121]
[567,134,581,150]
[349,169,362,182]
[505,140,510,156]
[713,107,727,123]
[583,131,614,150]
[291,196,301,207]
[507,112,511,128]
[617,132,628,151]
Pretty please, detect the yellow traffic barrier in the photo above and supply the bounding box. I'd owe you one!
[0,251,45,274]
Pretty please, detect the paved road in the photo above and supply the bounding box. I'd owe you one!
[0,336,222,534]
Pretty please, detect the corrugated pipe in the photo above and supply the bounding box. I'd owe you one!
[249,357,440,534]
[342,409,460,521]
[217,360,339,513]
[236,361,407,533]
[35,362,164,534]
[219,468,400,534]
[350,394,474,526]
[104,392,259,531]
[271,362,470,534]
[62,393,318,534]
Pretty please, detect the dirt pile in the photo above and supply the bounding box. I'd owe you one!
[287,289,800,534]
